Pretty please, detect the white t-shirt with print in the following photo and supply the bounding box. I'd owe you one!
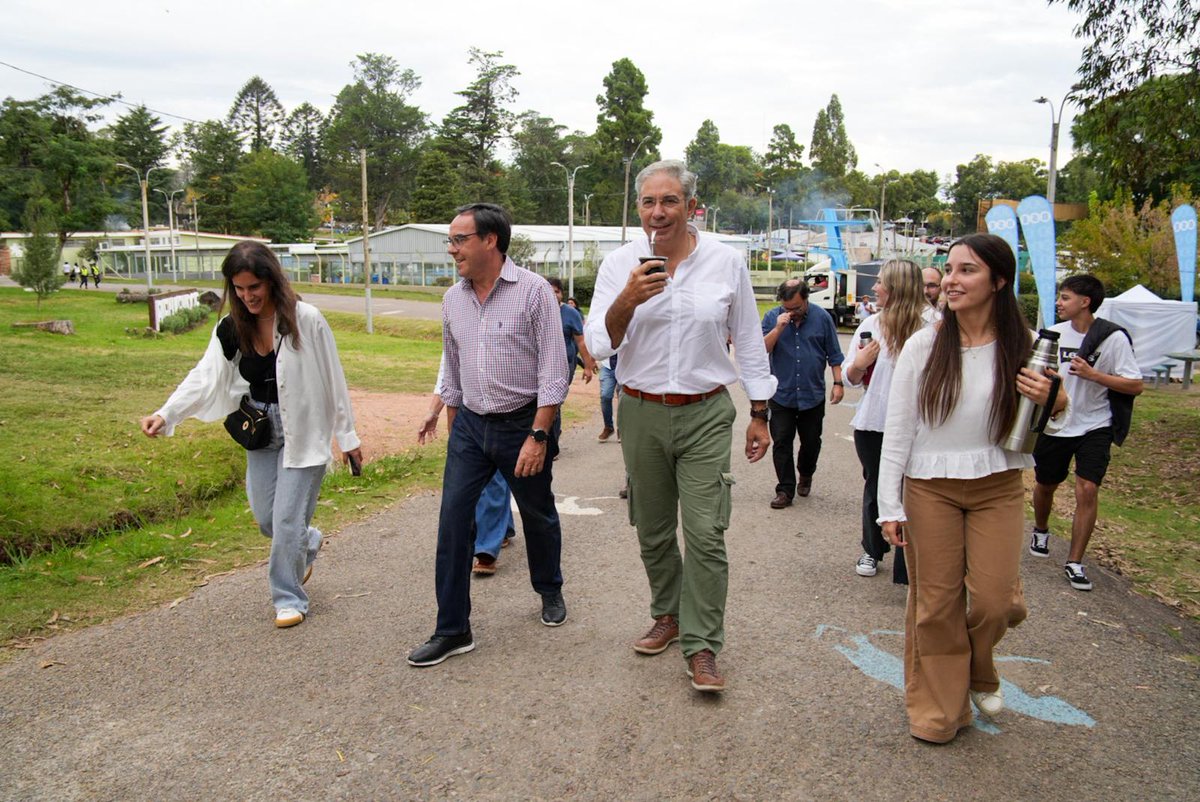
[1047,320,1141,438]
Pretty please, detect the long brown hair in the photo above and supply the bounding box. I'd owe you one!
[877,259,925,356]
[220,241,300,353]
[917,233,1031,442]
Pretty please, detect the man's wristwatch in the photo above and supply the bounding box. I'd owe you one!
[529,428,549,444]
[749,407,769,421]
[832,382,845,387]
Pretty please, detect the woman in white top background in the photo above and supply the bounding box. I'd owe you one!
[845,259,929,585]
[141,242,362,630]
[878,233,1067,744]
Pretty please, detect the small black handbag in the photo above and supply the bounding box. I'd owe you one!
[223,395,272,450]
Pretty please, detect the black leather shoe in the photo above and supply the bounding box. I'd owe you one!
[770,491,793,509]
[406,631,475,667]
[541,592,567,627]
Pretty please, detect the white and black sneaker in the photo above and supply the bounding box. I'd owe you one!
[855,553,878,577]
[1029,528,1050,557]
[1064,562,1093,591]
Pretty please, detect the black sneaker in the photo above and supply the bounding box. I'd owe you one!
[1029,528,1050,557]
[406,631,475,666]
[1064,562,1093,591]
[541,591,567,627]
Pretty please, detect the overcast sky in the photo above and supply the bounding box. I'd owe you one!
[4,0,1086,186]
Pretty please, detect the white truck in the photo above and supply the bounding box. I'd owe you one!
[803,260,882,328]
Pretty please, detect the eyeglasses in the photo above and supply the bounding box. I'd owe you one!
[444,232,479,247]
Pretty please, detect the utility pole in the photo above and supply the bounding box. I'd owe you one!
[154,188,183,283]
[360,148,374,334]
[552,161,588,298]
[117,162,163,290]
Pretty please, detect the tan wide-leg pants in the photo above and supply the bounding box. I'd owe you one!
[902,469,1028,743]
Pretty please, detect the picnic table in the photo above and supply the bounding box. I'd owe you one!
[1166,349,1200,390]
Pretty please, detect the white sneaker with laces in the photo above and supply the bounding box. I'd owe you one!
[855,553,878,577]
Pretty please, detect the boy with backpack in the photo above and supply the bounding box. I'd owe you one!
[1031,275,1144,591]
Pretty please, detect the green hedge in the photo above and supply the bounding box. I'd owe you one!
[159,304,210,334]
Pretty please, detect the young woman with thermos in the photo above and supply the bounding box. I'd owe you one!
[878,233,1068,743]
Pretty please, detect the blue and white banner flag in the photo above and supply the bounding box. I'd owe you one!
[1017,196,1057,325]
[985,204,1020,297]
[1171,204,1196,304]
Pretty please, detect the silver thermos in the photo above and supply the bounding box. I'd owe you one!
[1002,329,1062,454]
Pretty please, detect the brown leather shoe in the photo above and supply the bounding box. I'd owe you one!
[686,649,725,692]
[472,554,497,575]
[633,614,679,655]
[598,427,615,442]
[797,474,813,497]
[770,491,793,509]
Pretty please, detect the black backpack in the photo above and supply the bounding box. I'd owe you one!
[1074,318,1135,446]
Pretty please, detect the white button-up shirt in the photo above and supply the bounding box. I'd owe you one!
[585,225,776,400]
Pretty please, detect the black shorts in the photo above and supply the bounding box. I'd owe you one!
[1033,427,1113,486]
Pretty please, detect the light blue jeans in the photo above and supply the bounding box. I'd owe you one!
[245,401,326,614]
[474,470,515,559]
[599,364,619,431]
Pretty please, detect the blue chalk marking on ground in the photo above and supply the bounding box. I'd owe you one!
[816,625,1095,733]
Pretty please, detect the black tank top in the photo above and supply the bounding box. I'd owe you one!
[217,316,279,403]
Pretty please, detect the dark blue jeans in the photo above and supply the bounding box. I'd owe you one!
[434,405,563,635]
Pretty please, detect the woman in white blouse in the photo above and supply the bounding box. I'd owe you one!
[140,242,362,630]
[846,259,929,584]
[878,233,1067,744]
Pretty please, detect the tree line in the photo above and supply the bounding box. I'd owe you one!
[2,2,1196,290]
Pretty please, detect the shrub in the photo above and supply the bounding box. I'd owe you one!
[158,304,210,334]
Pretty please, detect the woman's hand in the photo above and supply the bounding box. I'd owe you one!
[882,520,908,548]
[140,414,166,437]
[855,338,881,369]
[1017,367,1058,407]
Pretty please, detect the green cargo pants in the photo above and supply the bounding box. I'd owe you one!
[618,388,737,657]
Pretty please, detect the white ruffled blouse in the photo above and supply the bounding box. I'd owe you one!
[876,326,1064,523]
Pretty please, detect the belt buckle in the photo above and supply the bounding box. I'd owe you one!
[661,393,685,406]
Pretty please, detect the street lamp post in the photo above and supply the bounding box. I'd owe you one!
[621,135,652,244]
[583,193,594,227]
[710,206,720,233]
[551,161,589,298]
[116,162,165,289]
[874,163,890,258]
[1034,92,1073,205]
[153,188,184,283]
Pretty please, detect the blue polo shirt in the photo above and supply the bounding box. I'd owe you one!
[560,303,584,368]
[761,304,844,409]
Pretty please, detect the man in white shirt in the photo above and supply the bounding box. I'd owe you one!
[1031,275,1143,591]
[585,160,775,694]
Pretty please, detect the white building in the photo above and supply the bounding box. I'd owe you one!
[344,224,751,286]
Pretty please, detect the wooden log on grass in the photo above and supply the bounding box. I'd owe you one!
[12,320,75,335]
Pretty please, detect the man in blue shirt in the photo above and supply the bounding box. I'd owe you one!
[546,277,595,385]
[762,279,844,508]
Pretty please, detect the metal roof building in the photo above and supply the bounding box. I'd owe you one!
[343,224,751,286]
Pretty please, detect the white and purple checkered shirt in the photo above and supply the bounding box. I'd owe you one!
[441,257,569,415]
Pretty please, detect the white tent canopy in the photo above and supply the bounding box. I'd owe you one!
[1094,284,1198,375]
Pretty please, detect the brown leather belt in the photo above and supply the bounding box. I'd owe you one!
[622,385,726,406]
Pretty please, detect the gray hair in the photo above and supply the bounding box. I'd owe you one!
[634,159,698,202]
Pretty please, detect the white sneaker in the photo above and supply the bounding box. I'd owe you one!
[275,608,304,628]
[970,688,1004,717]
[855,553,878,577]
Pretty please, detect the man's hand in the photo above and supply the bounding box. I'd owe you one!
[417,410,439,444]
[775,311,794,329]
[582,358,596,383]
[882,520,908,547]
[745,418,770,462]
[619,259,669,308]
[830,383,845,404]
[1068,355,1099,381]
[515,436,548,477]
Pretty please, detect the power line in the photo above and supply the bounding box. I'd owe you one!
[0,59,201,123]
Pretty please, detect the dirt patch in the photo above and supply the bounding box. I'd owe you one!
[344,375,603,461]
